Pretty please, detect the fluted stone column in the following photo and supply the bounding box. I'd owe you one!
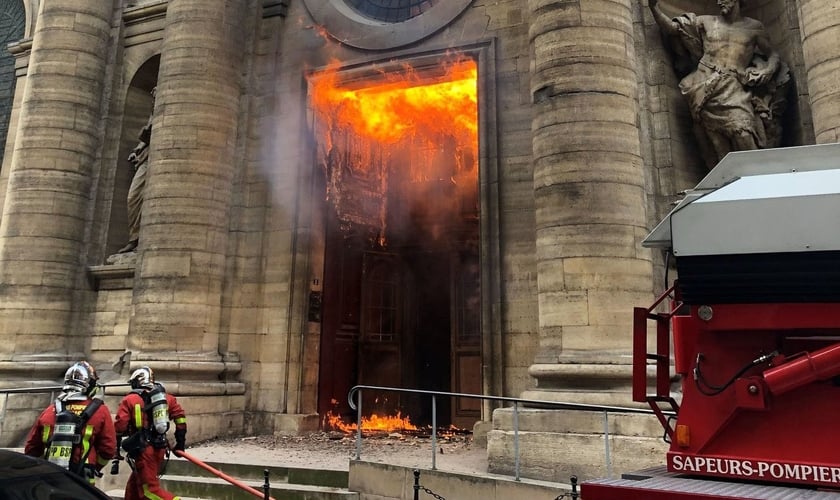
[0,0,114,381]
[127,0,249,393]
[798,0,840,143]
[524,0,652,403]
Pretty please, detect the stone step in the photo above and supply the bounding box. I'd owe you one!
[105,458,356,500]
[107,476,358,500]
[158,474,359,500]
[105,491,203,500]
[163,456,349,488]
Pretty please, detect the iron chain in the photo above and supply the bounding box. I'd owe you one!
[418,486,446,500]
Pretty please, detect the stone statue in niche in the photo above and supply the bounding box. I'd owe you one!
[649,0,790,168]
[117,86,156,254]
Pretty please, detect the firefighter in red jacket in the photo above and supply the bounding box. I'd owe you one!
[24,361,117,486]
[115,366,187,500]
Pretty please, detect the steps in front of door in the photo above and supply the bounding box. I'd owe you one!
[106,457,357,500]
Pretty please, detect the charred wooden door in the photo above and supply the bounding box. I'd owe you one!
[318,189,481,428]
[451,253,481,428]
[357,251,402,415]
[317,221,363,419]
[407,252,451,426]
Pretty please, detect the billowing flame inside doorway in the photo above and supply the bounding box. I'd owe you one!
[309,57,481,429]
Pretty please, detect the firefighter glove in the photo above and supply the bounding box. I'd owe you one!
[174,428,187,451]
[83,464,102,481]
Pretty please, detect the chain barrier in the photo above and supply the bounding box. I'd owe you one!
[417,485,446,500]
[263,468,271,500]
[413,469,578,500]
[413,469,446,500]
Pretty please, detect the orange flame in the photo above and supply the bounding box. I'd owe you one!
[308,57,479,246]
[323,410,419,434]
[309,58,477,147]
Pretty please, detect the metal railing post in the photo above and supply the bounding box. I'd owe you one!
[0,393,7,439]
[413,469,420,500]
[603,410,612,478]
[263,469,270,499]
[513,401,520,481]
[355,389,363,460]
[431,395,437,470]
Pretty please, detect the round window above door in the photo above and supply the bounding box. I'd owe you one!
[345,0,438,23]
[303,0,472,50]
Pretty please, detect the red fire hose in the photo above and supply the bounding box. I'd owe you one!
[172,449,276,500]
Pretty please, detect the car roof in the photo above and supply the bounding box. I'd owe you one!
[0,449,62,479]
[0,449,112,499]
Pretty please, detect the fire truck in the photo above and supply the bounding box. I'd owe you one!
[581,143,840,499]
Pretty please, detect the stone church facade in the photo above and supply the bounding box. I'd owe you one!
[0,0,837,482]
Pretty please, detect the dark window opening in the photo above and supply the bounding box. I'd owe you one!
[345,0,437,23]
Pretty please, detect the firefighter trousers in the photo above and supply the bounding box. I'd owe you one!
[124,446,180,500]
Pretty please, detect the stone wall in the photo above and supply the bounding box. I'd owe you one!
[0,0,834,480]
[349,460,568,500]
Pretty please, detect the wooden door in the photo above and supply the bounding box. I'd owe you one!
[450,254,481,428]
[357,251,402,416]
[317,222,363,419]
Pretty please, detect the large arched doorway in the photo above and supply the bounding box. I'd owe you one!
[310,55,482,429]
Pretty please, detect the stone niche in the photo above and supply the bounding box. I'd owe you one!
[653,0,812,165]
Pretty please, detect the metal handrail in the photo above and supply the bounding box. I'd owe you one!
[347,384,676,481]
[0,383,132,394]
[0,383,133,439]
[2,382,673,483]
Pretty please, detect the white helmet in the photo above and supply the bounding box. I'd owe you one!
[62,362,92,395]
[129,366,155,390]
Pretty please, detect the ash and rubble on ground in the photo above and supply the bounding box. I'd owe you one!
[186,431,487,473]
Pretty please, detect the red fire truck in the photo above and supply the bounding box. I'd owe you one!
[581,143,840,499]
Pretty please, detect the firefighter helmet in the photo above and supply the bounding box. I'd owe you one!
[79,360,100,397]
[129,366,155,390]
[78,360,98,385]
[62,362,92,395]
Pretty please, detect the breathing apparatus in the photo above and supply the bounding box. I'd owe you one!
[129,366,170,434]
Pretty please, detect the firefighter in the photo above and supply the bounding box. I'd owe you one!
[24,361,117,486]
[115,366,187,500]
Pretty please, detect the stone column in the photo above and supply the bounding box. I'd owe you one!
[486,0,660,481]
[798,0,840,143]
[127,0,249,394]
[0,0,114,381]
[524,0,652,403]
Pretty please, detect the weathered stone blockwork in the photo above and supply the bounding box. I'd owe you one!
[0,0,833,484]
